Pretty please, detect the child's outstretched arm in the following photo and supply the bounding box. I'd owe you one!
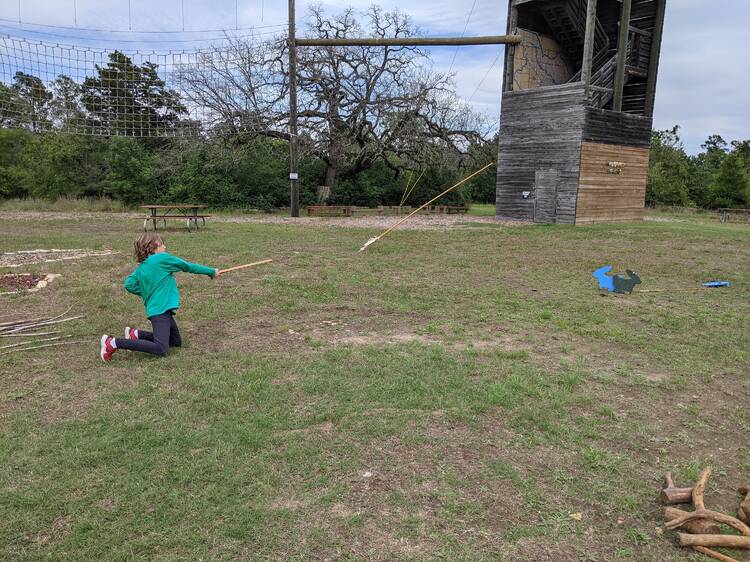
[124,271,142,295]
[162,254,217,278]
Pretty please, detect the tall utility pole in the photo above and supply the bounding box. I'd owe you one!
[288,0,300,217]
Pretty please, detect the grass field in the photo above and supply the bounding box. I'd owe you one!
[1,211,748,561]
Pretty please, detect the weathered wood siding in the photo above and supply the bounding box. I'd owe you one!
[584,108,652,148]
[575,141,650,224]
[533,169,559,223]
[496,83,586,223]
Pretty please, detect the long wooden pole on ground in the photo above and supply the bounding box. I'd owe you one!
[612,0,632,112]
[581,0,599,100]
[288,0,300,217]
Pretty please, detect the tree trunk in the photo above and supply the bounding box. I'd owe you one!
[324,165,337,191]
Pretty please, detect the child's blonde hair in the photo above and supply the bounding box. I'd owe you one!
[133,233,163,263]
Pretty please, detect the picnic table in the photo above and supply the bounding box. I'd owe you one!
[139,205,210,232]
[718,208,750,224]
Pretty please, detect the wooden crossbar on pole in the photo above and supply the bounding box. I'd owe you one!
[359,162,495,252]
[217,259,273,275]
[296,35,522,47]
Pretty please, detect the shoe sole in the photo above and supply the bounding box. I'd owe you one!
[100,334,108,362]
[125,327,131,339]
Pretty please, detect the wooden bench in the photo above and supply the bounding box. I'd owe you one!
[428,205,469,214]
[138,215,211,232]
[306,206,353,217]
[719,208,750,224]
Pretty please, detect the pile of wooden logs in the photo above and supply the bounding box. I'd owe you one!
[662,468,750,561]
[0,306,84,355]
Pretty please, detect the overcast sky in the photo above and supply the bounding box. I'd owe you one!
[0,0,747,153]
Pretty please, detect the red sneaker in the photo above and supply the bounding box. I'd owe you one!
[124,326,138,340]
[100,335,117,362]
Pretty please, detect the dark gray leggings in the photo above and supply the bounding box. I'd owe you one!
[115,310,181,357]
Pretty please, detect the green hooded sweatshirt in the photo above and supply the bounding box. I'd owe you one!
[124,252,215,318]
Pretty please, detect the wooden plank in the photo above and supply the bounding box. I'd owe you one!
[612,0,633,111]
[296,35,521,47]
[583,107,652,147]
[534,170,559,224]
[497,85,586,224]
[575,141,649,224]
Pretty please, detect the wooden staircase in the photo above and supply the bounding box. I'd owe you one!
[538,0,609,67]
[518,0,661,114]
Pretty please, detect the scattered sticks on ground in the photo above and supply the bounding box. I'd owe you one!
[0,306,83,355]
[663,468,750,562]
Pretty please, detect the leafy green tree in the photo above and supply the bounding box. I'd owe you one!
[646,126,691,206]
[8,72,53,132]
[709,151,750,209]
[102,136,162,204]
[17,133,106,199]
[49,75,85,129]
[0,128,33,197]
[81,51,188,136]
[730,140,750,171]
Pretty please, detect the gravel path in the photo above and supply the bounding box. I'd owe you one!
[0,210,530,230]
[217,214,529,230]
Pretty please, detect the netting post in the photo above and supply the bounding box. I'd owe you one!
[288,0,300,217]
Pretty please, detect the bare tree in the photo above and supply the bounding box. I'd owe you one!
[176,34,289,138]
[178,5,490,195]
[298,5,488,192]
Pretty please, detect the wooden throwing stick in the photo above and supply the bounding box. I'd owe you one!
[217,259,273,275]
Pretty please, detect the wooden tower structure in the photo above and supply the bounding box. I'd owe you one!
[496,0,667,224]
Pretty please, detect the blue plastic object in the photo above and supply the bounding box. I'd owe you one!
[593,265,642,294]
[703,281,731,288]
[593,265,615,291]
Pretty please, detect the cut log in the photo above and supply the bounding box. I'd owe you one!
[678,533,750,548]
[692,546,741,562]
[739,486,750,523]
[693,468,712,510]
[661,472,694,504]
[666,509,750,537]
[665,507,720,535]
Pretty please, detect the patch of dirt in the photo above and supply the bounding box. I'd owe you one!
[0,248,116,268]
[32,515,71,546]
[0,273,62,295]
[501,538,585,561]
[271,498,308,511]
[0,273,46,291]
[199,305,435,353]
[332,333,439,346]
